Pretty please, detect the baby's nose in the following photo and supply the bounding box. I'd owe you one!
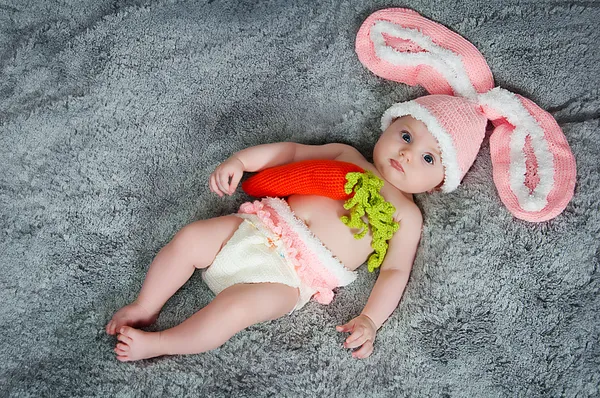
[399,150,412,162]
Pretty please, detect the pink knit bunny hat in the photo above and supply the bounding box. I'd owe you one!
[356,8,576,222]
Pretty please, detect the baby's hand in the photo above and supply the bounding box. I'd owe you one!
[209,156,245,197]
[336,314,377,359]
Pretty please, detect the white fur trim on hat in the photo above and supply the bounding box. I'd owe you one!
[381,101,462,192]
[477,88,554,212]
[370,21,478,99]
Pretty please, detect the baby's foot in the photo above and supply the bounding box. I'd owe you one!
[106,302,158,335]
[114,326,164,362]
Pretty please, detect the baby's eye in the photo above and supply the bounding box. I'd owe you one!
[423,154,434,164]
[401,131,411,143]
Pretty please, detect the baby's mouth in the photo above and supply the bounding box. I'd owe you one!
[390,159,404,173]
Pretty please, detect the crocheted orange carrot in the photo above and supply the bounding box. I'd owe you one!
[242,159,364,200]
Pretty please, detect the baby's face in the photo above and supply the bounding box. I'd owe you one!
[373,116,445,194]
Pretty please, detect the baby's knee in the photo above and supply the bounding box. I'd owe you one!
[167,216,243,268]
[174,217,241,247]
[169,224,199,251]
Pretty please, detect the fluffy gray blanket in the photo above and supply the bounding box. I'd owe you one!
[1,0,598,396]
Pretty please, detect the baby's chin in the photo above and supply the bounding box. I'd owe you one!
[393,176,445,195]
[412,185,444,195]
[376,166,442,194]
[409,185,443,194]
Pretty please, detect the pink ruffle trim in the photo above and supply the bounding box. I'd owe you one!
[239,200,339,304]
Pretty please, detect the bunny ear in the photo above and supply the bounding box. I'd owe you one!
[355,8,494,98]
[478,88,577,222]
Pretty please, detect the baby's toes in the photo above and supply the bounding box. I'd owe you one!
[119,326,134,338]
[106,320,115,335]
[116,343,130,352]
[108,319,123,335]
[117,333,133,345]
[115,347,125,356]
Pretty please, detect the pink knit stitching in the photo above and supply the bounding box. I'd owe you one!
[239,200,339,304]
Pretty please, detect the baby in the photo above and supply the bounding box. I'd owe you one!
[106,114,441,361]
[105,8,575,361]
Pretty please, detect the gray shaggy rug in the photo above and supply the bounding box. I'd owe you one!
[1,0,598,396]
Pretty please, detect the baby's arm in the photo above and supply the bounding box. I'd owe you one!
[210,142,357,196]
[337,204,423,359]
[234,142,356,171]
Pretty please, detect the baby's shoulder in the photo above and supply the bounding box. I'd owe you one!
[334,145,368,164]
[385,189,423,226]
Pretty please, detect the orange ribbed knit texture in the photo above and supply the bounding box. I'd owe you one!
[242,160,365,200]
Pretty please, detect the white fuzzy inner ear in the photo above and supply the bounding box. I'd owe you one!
[370,20,477,99]
[478,88,554,212]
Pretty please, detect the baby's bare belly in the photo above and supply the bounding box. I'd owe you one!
[287,195,374,271]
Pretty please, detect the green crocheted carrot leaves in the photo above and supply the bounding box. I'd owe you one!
[340,171,399,272]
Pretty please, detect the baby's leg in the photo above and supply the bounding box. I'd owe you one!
[106,215,243,335]
[114,282,299,361]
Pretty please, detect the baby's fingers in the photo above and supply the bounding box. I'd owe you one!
[210,174,223,197]
[352,340,374,359]
[336,321,354,333]
[217,172,232,196]
[228,171,242,194]
[344,330,365,349]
